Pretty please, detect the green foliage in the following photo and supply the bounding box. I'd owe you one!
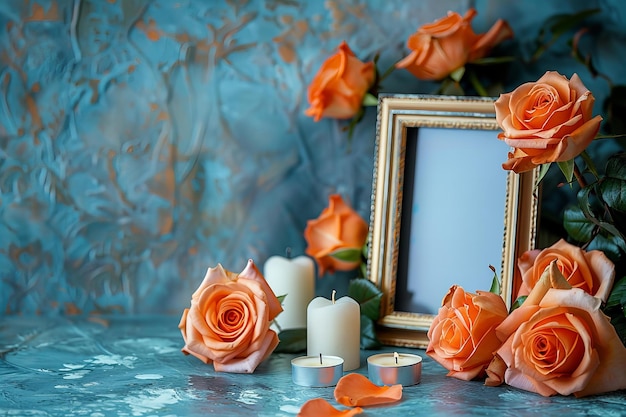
[604,85,626,135]
[274,328,307,353]
[329,247,362,263]
[349,277,383,348]
[349,278,382,322]
[563,205,595,242]
[557,160,575,185]
[604,276,626,346]
[532,8,601,61]
[510,295,527,312]
[488,265,501,295]
[360,316,381,349]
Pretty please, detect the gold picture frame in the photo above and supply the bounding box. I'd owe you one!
[367,94,539,348]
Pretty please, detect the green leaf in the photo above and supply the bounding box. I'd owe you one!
[469,56,516,65]
[606,276,626,312]
[274,328,307,353]
[557,160,575,185]
[547,9,600,38]
[277,294,287,305]
[488,265,500,295]
[605,153,626,180]
[360,315,381,349]
[330,247,362,263]
[577,186,626,252]
[599,177,626,213]
[510,296,527,312]
[348,278,382,321]
[362,93,378,107]
[604,276,626,346]
[449,66,465,82]
[580,150,600,179]
[536,163,552,186]
[563,205,595,242]
[584,234,623,264]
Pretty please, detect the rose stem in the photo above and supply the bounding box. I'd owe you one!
[319,353,322,365]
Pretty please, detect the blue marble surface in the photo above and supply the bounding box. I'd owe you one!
[1,315,625,416]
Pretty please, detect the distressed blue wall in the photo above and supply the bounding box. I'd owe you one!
[1,0,625,315]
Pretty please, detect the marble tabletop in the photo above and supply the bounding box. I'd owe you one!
[1,315,624,416]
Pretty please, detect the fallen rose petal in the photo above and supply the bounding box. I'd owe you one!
[334,373,403,407]
[297,398,363,417]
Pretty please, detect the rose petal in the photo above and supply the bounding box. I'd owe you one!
[334,373,403,407]
[213,330,279,374]
[297,398,363,417]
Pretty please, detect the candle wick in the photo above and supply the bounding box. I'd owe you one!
[394,352,399,365]
[285,247,292,259]
[319,353,322,365]
[332,289,336,304]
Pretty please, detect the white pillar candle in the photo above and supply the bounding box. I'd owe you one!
[307,290,361,371]
[264,255,315,330]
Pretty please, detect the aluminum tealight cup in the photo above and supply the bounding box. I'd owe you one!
[367,352,422,386]
[291,355,344,387]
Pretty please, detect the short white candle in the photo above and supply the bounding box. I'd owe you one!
[291,355,344,368]
[264,254,315,330]
[307,290,361,371]
[368,352,422,367]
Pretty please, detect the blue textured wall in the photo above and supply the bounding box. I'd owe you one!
[1,0,625,315]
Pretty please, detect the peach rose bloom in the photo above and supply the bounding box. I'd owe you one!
[426,285,509,381]
[395,8,513,80]
[495,71,603,172]
[304,41,375,121]
[304,194,368,275]
[516,239,614,303]
[179,259,283,373]
[489,263,626,397]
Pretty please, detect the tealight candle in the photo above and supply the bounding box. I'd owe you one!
[367,352,422,386]
[291,354,344,387]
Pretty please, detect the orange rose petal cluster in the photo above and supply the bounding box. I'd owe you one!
[495,71,603,172]
[297,373,401,417]
[304,194,368,275]
[516,239,615,303]
[179,259,283,373]
[488,262,626,397]
[426,285,509,381]
[297,399,362,417]
[305,41,376,122]
[396,8,513,81]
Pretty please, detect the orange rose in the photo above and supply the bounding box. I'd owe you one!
[495,71,603,173]
[304,194,368,275]
[304,41,375,121]
[178,259,283,373]
[516,239,615,303]
[395,8,513,81]
[488,262,626,397]
[426,285,509,380]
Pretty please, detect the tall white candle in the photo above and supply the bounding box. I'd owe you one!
[264,255,315,330]
[307,291,361,371]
